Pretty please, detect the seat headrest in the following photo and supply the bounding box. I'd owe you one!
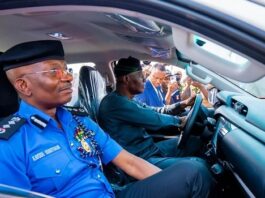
[0,68,19,118]
[78,66,107,121]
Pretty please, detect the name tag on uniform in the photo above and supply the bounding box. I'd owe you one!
[32,145,61,162]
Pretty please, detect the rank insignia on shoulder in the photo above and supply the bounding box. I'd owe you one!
[30,115,48,129]
[63,106,89,116]
[0,115,26,140]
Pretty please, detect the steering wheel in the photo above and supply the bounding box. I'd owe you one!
[177,94,203,149]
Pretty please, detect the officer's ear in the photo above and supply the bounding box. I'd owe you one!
[14,77,32,97]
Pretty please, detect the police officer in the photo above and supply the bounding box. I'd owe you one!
[0,40,214,198]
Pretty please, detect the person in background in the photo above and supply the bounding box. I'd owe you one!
[181,77,207,99]
[0,40,214,198]
[161,70,181,105]
[171,71,183,103]
[142,63,152,80]
[181,76,210,107]
[175,70,183,83]
[134,63,166,107]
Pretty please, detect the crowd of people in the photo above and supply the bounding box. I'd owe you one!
[138,61,211,108]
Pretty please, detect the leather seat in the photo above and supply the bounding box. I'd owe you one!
[0,67,19,120]
[77,66,107,122]
[77,66,133,191]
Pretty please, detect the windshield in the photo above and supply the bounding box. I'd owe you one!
[228,76,265,98]
[193,35,265,98]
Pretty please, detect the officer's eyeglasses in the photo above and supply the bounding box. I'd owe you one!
[22,68,73,79]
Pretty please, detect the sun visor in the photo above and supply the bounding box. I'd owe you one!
[172,27,265,83]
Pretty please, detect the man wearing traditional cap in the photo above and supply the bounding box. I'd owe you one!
[0,41,213,198]
[98,56,203,170]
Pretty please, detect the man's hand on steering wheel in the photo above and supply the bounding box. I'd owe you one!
[179,116,188,128]
[177,94,203,149]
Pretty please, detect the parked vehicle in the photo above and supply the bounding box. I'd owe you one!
[0,1,265,197]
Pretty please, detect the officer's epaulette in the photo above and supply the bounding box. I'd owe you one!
[30,115,48,129]
[0,115,26,140]
[63,106,89,116]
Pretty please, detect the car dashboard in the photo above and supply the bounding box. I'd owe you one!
[210,91,265,197]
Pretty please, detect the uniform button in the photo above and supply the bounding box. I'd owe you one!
[70,142,74,147]
[55,169,61,174]
[97,174,101,178]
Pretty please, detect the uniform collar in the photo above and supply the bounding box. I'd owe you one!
[147,79,161,90]
[18,101,72,133]
[57,106,73,126]
[18,100,51,122]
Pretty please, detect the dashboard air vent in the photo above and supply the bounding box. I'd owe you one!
[231,99,248,116]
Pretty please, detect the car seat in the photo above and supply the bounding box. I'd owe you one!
[77,66,133,192]
[77,66,107,122]
[0,67,19,120]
